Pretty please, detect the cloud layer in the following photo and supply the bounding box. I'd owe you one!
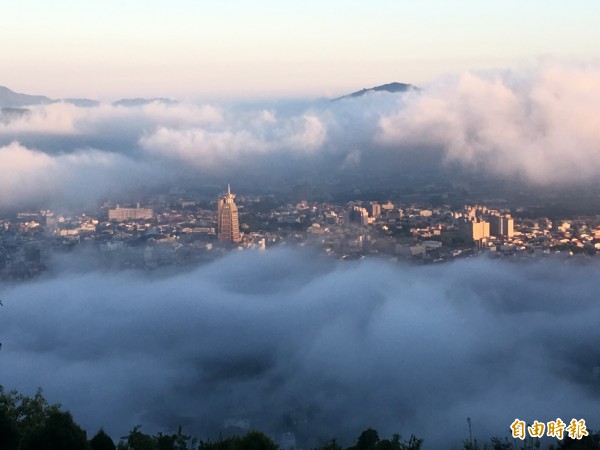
[1,249,599,448]
[2,60,600,209]
[377,61,600,185]
[0,141,162,210]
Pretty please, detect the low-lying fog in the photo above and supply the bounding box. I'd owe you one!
[1,248,598,448]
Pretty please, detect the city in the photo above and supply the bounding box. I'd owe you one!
[2,183,600,279]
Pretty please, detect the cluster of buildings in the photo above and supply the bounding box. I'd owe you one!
[457,205,515,244]
[2,186,600,279]
[263,200,600,262]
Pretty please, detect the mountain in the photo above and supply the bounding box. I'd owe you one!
[113,98,177,107]
[0,86,53,107]
[0,86,176,109]
[334,82,417,100]
[0,86,102,108]
[63,98,101,107]
[1,83,413,108]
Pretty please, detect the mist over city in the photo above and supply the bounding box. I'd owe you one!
[3,2,600,450]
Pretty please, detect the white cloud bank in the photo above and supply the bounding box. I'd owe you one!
[2,60,600,209]
[377,62,600,184]
[139,113,326,168]
[0,142,156,209]
[0,249,599,448]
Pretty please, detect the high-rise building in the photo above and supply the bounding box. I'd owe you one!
[346,205,369,226]
[460,219,490,243]
[217,185,241,243]
[369,202,381,218]
[490,215,515,238]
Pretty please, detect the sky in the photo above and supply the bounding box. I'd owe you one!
[3,0,600,100]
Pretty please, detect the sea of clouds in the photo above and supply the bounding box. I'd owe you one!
[1,248,598,448]
[1,60,600,209]
[2,60,600,448]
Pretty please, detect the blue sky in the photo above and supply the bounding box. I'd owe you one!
[3,0,600,100]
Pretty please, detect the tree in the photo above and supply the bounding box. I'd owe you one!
[20,409,89,450]
[317,438,343,450]
[347,429,422,450]
[375,439,397,450]
[0,407,19,450]
[198,431,278,450]
[554,430,600,449]
[239,431,278,450]
[354,428,380,450]
[396,434,423,450]
[122,426,157,450]
[0,386,64,449]
[155,433,177,450]
[488,437,514,450]
[90,428,117,450]
[463,438,481,450]
[154,427,193,450]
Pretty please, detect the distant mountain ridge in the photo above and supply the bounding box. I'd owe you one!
[0,86,53,107]
[0,85,177,108]
[113,97,177,107]
[0,83,416,107]
[334,82,417,100]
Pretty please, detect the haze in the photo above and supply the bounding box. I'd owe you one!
[2,61,600,211]
[1,249,599,449]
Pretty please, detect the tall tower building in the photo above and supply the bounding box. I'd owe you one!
[217,184,241,243]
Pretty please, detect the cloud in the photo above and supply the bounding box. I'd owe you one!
[0,141,157,209]
[1,249,599,448]
[377,61,600,184]
[139,102,224,127]
[0,101,224,136]
[0,103,79,135]
[3,60,600,210]
[0,99,330,198]
[281,114,327,152]
[139,127,271,168]
[138,113,326,168]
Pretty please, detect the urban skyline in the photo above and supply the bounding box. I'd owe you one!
[2,181,599,281]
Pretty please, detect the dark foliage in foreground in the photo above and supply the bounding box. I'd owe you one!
[1,386,599,450]
[0,386,87,450]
